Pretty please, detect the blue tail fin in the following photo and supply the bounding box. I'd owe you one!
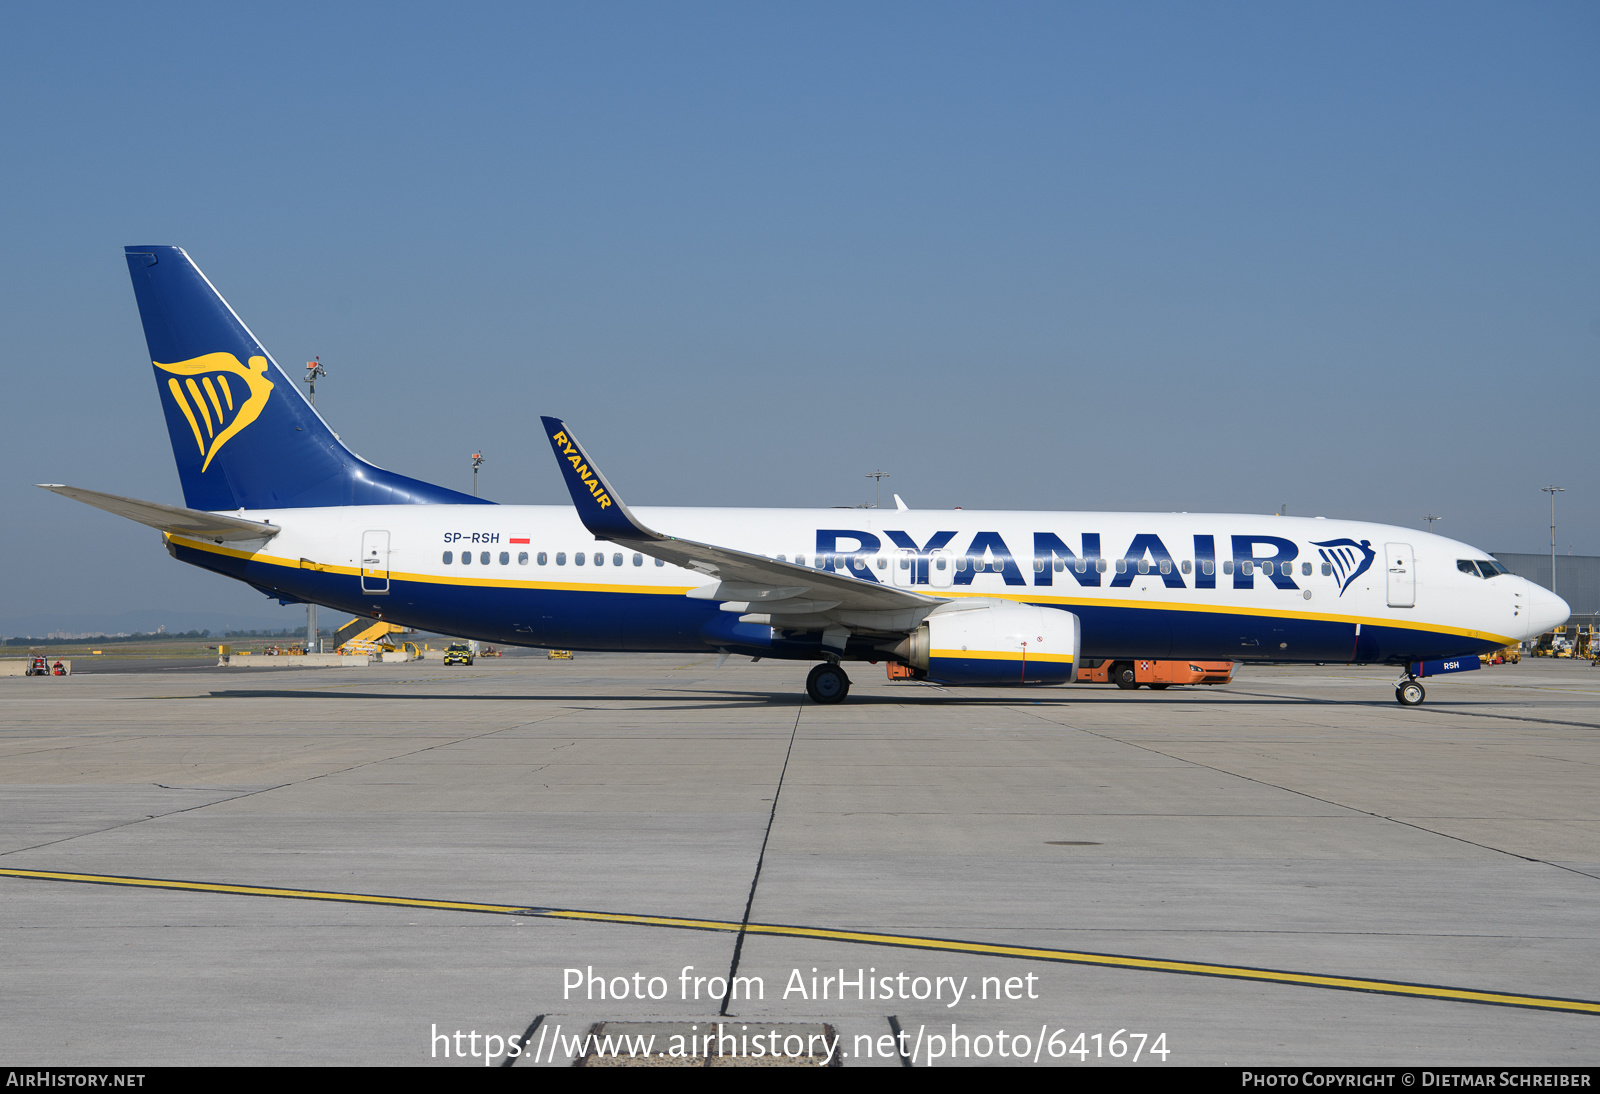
[124,246,487,510]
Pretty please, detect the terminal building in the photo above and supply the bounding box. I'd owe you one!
[1492,553,1600,629]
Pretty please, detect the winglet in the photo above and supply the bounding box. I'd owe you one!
[540,416,658,542]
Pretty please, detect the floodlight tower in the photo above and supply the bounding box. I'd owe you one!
[866,470,890,509]
[302,358,328,653]
[472,452,486,498]
[1542,485,1565,594]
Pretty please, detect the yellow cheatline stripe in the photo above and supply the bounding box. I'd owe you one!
[3,868,1596,1016]
[930,649,1074,663]
[166,536,696,597]
[167,536,1512,646]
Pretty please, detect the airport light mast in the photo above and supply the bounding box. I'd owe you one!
[303,359,327,653]
[866,470,890,509]
[472,452,486,498]
[1541,485,1565,594]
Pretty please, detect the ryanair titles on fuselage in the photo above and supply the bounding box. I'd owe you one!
[433,523,1376,596]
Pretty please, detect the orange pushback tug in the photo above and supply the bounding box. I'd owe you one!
[1076,659,1234,690]
[886,657,1233,689]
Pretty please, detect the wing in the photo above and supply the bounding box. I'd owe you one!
[539,417,938,630]
[38,484,280,542]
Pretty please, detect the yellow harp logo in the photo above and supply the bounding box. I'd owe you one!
[154,353,275,472]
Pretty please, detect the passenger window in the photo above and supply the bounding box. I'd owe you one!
[1262,561,1274,576]
[1321,562,1332,576]
[462,551,472,565]
[574,552,584,566]
[876,557,887,570]
[1158,560,1171,575]
[1034,558,1045,572]
[1181,560,1192,574]
[613,553,623,567]
[1075,559,1087,574]
[1116,559,1128,574]
[776,555,786,563]
[1301,562,1311,576]
[500,551,510,565]
[1136,559,1149,575]
[480,552,490,565]
[442,551,453,565]
[655,558,664,567]
[1096,558,1108,574]
[955,557,967,572]
[899,557,911,570]
[634,553,643,566]
[518,552,529,565]
[1241,561,1254,576]
[1222,560,1234,575]
[538,552,548,566]
[935,557,946,571]
[1201,560,1214,576]
[1054,559,1064,572]
[589,552,600,566]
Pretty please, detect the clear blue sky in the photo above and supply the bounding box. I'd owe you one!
[2,2,1597,632]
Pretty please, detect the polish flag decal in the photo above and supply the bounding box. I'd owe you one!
[509,536,530,544]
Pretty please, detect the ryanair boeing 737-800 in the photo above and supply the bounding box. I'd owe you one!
[40,246,1569,705]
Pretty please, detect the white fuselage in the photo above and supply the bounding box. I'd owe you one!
[166,505,1567,664]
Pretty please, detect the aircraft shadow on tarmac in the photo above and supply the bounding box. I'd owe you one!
[161,687,1548,713]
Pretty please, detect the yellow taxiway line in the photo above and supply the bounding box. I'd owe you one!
[4,867,1596,1016]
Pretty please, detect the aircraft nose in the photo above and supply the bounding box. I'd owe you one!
[1522,581,1570,638]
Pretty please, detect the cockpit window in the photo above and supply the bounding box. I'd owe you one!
[1458,559,1482,577]
[1478,559,1509,578]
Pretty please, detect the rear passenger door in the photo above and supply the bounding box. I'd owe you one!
[361,530,390,594]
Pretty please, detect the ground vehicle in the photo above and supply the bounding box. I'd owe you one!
[25,656,48,677]
[547,650,574,660]
[1480,645,1521,665]
[1077,659,1234,689]
[443,643,474,666]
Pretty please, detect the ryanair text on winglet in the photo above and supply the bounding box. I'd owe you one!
[552,431,613,510]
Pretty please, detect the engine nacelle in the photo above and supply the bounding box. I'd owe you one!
[902,601,1080,686]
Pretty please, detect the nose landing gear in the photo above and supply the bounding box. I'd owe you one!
[1395,676,1426,706]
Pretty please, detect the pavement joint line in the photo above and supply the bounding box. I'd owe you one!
[3,867,1598,1017]
[1017,706,1572,868]
[718,697,804,1017]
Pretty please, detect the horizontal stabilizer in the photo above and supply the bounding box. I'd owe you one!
[38,484,280,542]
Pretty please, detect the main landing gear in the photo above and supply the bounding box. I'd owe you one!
[806,662,851,705]
[1395,676,1426,706]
